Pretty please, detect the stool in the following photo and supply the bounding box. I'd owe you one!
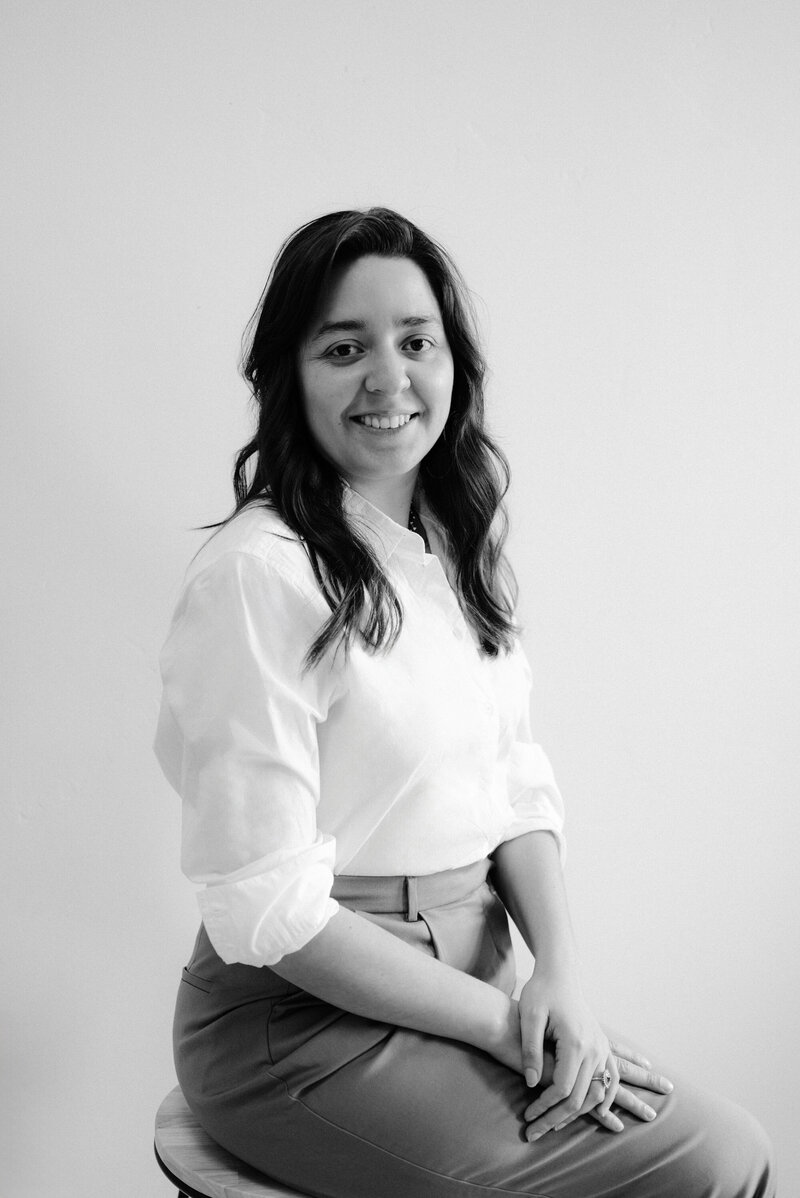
[154,1085,313,1198]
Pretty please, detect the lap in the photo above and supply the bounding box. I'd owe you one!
[175,916,773,1198]
[186,1009,773,1198]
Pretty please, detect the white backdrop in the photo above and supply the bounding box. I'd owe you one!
[2,2,798,1195]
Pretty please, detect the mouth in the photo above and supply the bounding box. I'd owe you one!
[351,412,419,431]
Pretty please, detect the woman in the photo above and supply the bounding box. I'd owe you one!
[155,208,774,1196]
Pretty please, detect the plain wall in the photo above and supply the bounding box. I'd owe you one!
[2,2,798,1194]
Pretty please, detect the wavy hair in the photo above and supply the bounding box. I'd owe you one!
[228,206,517,665]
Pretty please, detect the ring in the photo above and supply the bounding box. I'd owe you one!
[591,1069,612,1090]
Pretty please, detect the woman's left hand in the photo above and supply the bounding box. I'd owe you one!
[524,1037,674,1140]
[517,968,621,1140]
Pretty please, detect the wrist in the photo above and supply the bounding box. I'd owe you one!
[531,945,581,981]
[476,993,521,1072]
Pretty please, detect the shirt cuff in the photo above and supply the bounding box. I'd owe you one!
[197,833,339,966]
[501,812,566,864]
[503,742,566,863]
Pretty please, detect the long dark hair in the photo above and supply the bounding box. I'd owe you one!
[230,206,517,665]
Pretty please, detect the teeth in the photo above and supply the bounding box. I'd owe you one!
[356,413,415,429]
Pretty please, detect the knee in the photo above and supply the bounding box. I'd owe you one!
[700,1101,775,1198]
[734,1107,775,1198]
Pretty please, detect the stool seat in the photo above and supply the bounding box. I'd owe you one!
[154,1085,313,1198]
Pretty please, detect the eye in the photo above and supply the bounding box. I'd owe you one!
[325,342,362,360]
[404,336,435,354]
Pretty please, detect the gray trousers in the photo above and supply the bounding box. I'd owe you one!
[173,861,775,1197]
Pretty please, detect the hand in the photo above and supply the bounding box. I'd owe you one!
[524,1037,674,1140]
[518,967,616,1141]
[483,997,558,1081]
[592,1039,674,1129]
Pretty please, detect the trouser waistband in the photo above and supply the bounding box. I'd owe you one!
[330,858,491,922]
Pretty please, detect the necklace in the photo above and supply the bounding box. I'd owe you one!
[408,505,430,553]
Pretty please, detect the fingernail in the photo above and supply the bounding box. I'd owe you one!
[554,1121,569,1131]
[525,1069,539,1088]
[644,1106,657,1120]
[610,1116,624,1132]
[527,1130,545,1142]
[663,1081,674,1093]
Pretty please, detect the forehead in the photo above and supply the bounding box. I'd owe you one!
[318,255,441,320]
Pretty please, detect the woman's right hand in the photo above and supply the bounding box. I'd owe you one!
[486,998,557,1080]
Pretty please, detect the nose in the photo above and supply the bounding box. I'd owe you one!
[365,347,411,397]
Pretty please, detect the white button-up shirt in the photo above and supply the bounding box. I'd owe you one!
[155,487,565,966]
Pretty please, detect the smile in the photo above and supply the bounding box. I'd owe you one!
[351,413,418,430]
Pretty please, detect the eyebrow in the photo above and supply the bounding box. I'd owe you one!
[310,315,442,342]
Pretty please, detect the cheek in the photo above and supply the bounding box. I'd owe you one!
[301,369,342,429]
[439,350,455,391]
[429,358,455,414]
[417,354,453,397]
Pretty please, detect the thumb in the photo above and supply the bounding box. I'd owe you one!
[520,1008,548,1088]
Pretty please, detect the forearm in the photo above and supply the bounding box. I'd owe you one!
[492,830,580,976]
[270,903,520,1067]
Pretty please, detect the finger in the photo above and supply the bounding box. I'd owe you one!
[614,1056,674,1095]
[525,1032,602,1123]
[548,1036,584,1109]
[526,1072,610,1141]
[596,1057,621,1118]
[548,1063,599,1135]
[552,1072,608,1134]
[524,1067,602,1130]
[520,1010,548,1088]
[523,1059,581,1124]
[590,1106,624,1134]
[523,1083,566,1124]
[525,1095,583,1142]
[571,1057,601,1117]
[613,1084,659,1124]
[608,1038,651,1069]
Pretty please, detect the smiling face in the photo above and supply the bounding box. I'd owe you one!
[298,255,454,514]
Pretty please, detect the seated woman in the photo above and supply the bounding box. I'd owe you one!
[155,207,775,1197]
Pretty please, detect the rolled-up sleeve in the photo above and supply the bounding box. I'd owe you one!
[500,646,566,862]
[154,549,340,965]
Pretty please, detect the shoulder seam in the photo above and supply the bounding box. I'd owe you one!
[187,544,324,614]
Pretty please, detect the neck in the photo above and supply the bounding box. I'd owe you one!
[344,472,418,527]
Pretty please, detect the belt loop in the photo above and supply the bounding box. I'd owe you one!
[404,876,419,922]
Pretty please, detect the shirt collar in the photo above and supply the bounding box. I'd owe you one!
[342,483,446,564]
